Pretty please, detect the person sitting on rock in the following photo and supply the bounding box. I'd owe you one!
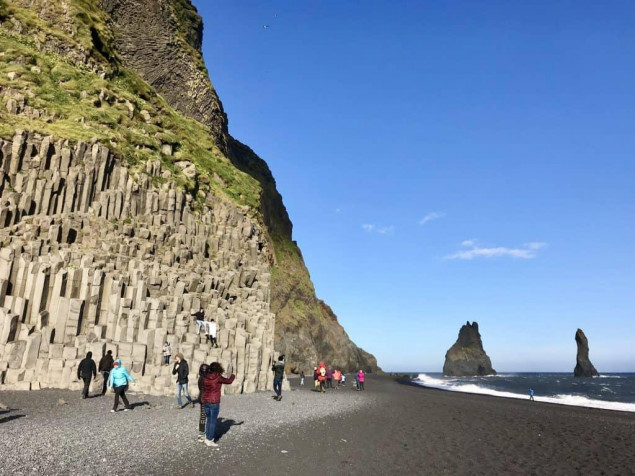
[172,353,194,408]
[108,358,134,412]
[194,309,206,335]
[77,351,97,399]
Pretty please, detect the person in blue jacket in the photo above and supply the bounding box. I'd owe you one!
[108,358,135,412]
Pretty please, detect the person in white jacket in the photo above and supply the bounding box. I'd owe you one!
[206,319,218,348]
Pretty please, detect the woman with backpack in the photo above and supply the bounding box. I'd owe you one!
[108,358,134,412]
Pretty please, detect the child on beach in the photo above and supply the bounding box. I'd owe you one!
[108,358,134,412]
[200,362,235,447]
[163,342,171,366]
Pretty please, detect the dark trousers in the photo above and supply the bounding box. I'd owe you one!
[113,385,130,410]
[81,377,92,398]
[326,378,333,389]
[359,381,365,390]
[199,403,206,433]
[101,372,110,395]
[273,378,282,396]
[206,335,218,347]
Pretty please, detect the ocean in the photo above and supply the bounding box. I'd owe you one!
[411,373,635,412]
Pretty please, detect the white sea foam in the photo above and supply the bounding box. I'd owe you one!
[414,374,635,413]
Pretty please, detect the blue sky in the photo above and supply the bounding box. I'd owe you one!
[194,0,635,372]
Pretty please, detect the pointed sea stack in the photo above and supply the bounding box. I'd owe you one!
[573,329,599,377]
[443,321,496,376]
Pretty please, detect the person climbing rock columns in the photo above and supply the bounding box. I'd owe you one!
[163,342,172,366]
[206,318,218,348]
[194,308,206,335]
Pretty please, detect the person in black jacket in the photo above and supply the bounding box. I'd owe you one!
[98,350,114,395]
[172,353,194,408]
[271,355,285,401]
[77,352,97,399]
[197,363,209,441]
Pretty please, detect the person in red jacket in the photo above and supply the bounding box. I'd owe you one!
[201,362,235,447]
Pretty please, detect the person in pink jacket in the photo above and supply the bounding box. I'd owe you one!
[357,369,365,391]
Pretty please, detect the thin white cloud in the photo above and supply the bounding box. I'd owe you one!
[445,240,547,260]
[418,212,444,226]
[362,224,395,235]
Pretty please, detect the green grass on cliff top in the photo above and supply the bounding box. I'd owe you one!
[0,3,260,211]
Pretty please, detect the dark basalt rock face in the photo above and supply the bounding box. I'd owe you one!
[574,329,599,377]
[443,321,496,377]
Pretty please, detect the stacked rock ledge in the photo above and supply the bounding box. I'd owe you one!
[0,131,279,396]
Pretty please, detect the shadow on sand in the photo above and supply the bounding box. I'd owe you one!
[129,401,150,410]
[0,408,25,424]
[215,418,244,441]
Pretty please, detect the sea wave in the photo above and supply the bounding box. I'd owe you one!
[413,374,635,413]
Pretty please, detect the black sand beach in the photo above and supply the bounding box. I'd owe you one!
[1,375,634,475]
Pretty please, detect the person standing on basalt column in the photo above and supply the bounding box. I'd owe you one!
[206,319,218,348]
[98,350,114,396]
[77,352,97,399]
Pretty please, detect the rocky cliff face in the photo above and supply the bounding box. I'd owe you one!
[100,0,379,373]
[573,328,599,377]
[443,321,496,377]
[0,0,377,394]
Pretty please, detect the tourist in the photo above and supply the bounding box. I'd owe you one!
[108,358,134,412]
[313,367,319,391]
[272,355,285,401]
[529,388,535,401]
[357,369,365,391]
[172,353,194,408]
[194,308,205,335]
[354,373,359,390]
[163,342,172,366]
[300,370,305,386]
[333,368,341,389]
[326,367,334,389]
[206,318,218,348]
[317,362,327,393]
[77,351,97,399]
[341,373,346,386]
[197,363,209,442]
[98,350,114,395]
[200,362,235,447]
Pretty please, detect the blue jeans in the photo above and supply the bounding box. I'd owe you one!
[203,403,220,441]
[176,382,193,406]
[273,378,282,396]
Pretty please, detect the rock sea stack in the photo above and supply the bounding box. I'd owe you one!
[573,329,599,377]
[443,321,496,377]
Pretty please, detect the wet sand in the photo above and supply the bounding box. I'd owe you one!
[1,375,634,475]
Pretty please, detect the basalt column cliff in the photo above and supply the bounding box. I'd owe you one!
[0,0,377,394]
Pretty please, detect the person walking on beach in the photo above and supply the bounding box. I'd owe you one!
[201,362,235,447]
[272,355,285,401]
[206,319,218,348]
[333,369,342,389]
[197,363,209,442]
[317,362,327,393]
[108,358,134,412]
[529,388,535,401]
[163,342,172,366]
[313,367,319,391]
[77,351,97,399]
[300,370,305,386]
[341,373,346,386]
[98,350,114,395]
[357,369,365,391]
[173,353,194,408]
[326,367,334,389]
